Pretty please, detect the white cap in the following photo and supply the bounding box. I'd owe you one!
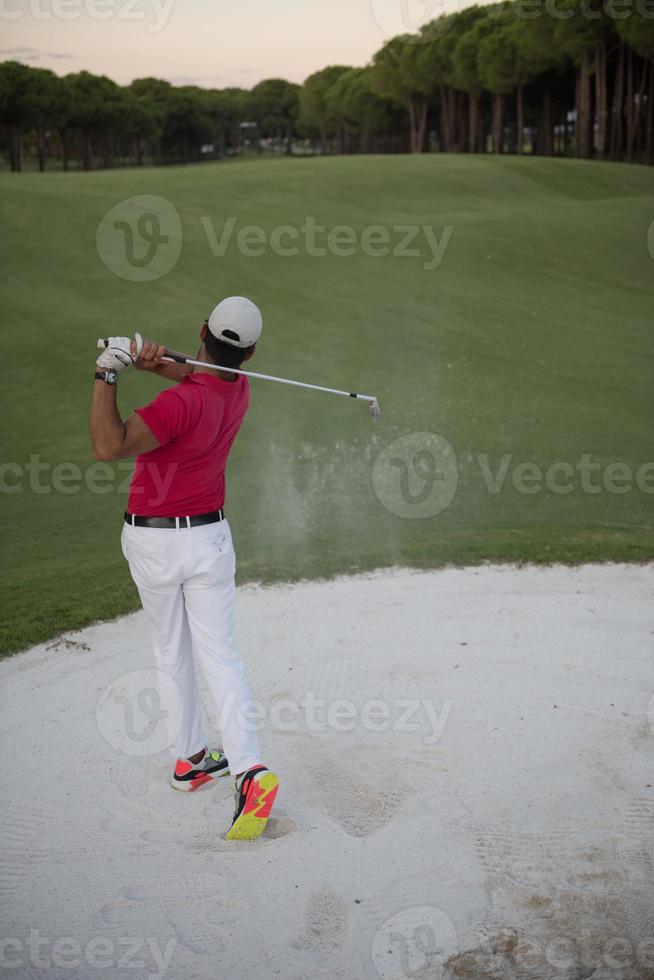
[207,296,262,348]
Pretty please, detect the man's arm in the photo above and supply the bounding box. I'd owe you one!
[135,340,193,383]
[90,379,160,462]
[90,335,160,461]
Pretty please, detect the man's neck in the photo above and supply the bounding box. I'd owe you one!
[195,364,238,382]
[193,347,238,383]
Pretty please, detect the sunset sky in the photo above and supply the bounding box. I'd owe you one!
[1,0,474,88]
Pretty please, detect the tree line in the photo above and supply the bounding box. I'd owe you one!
[1,0,652,171]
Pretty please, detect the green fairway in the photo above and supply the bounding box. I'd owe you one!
[1,154,653,655]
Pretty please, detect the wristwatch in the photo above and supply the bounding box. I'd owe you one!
[95,369,118,385]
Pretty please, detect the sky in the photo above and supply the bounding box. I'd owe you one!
[1,0,471,88]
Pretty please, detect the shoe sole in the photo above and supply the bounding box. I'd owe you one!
[171,767,230,792]
[225,771,279,841]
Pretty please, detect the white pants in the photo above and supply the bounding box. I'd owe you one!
[121,518,261,775]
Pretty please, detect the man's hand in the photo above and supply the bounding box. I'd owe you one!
[135,339,193,383]
[97,334,144,372]
[135,339,167,371]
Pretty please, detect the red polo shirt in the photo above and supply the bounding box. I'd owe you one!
[127,372,249,516]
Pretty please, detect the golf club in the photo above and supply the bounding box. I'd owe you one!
[97,339,383,420]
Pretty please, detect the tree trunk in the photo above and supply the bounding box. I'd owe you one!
[492,94,504,153]
[575,53,592,158]
[408,99,426,153]
[8,125,22,171]
[638,57,647,157]
[647,61,653,165]
[564,106,573,155]
[457,91,464,150]
[58,127,70,171]
[417,98,428,153]
[448,88,458,151]
[408,100,417,153]
[631,57,648,163]
[595,38,608,160]
[516,84,524,154]
[81,132,93,171]
[468,93,481,153]
[610,42,625,160]
[626,48,634,161]
[537,84,553,156]
[626,46,635,161]
[8,136,17,172]
[439,86,452,152]
[103,134,114,169]
[35,125,47,172]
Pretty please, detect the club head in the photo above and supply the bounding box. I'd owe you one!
[369,398,382,421]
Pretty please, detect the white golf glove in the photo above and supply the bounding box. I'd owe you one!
[96,333,144,372]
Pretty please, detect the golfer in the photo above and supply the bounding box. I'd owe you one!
[90,296,278,841]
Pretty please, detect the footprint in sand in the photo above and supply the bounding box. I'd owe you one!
[293,888,349,965]
[95,878,249,959]
[191,812,298,848]
[264,815,297,839]
[138,809,297,850]
[310,762,403,838]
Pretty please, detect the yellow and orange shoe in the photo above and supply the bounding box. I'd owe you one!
[171,748,230,792]
[225,766,279,841]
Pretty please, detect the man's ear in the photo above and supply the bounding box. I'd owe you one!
[200,322,208,342]
[243,344,256,362]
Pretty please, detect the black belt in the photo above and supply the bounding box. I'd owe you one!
[124,509,224,529]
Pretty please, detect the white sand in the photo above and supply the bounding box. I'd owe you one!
[1,564,653,980]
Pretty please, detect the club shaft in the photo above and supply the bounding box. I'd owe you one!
[162,352,377,404]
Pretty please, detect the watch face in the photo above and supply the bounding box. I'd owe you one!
[106,370,118,384]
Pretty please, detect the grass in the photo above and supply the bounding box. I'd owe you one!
[1,153,653,655]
